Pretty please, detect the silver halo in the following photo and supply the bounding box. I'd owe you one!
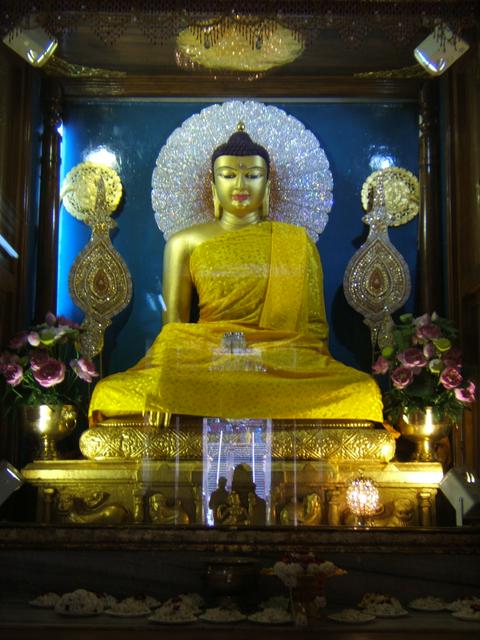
[151,100,333,241]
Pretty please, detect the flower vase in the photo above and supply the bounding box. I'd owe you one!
[20,404,77,460]
[291,574,326,622]
[399,406,451,462]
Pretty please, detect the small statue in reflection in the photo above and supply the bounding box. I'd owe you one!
[279,492,322,526]
[216,491,249,525]
[231,463,254,498]
[388,498,415,527]
[209,476,230,525]
[149,492,190,525]
[247,483,267,525]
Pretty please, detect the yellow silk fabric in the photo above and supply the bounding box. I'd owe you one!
[89,221,383,422]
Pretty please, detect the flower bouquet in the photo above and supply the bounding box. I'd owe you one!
[372,312,476,461]
[372,312,476,424]
[268,553,346,624]
[0,313,98,458]
[0,312,98,407]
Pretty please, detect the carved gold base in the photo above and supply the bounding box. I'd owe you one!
[22,459,443,527]
[79,417,395,462]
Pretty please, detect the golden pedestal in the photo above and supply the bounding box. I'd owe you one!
[21,418,443,527]
[22,457,443,528]
[79,418,395,462]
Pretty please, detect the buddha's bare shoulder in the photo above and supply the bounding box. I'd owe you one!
[166,221,222,251]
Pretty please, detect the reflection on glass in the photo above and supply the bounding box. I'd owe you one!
[203,418,272,526]
[369,150,395,171]
[0,233,19,259]
[84,145,120,170]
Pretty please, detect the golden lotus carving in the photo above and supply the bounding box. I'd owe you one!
[79,422,395,462]
[361,167,419,227]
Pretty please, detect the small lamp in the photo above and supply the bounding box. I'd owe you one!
[439,467,480,526]
[346,473,380,527]
[414,24,469,76]
[0,460,24,507]
[2,26,58,67]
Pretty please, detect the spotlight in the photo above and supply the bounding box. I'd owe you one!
[0,460,24,507]
[439,467,480,526]
[414,25,469,76]
[2,26,58,67]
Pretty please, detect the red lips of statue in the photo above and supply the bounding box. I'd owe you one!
[232,194,249,202]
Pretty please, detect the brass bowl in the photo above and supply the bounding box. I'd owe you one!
[20,404,77,460]
[205,557,259,595]
[399,407,451,462]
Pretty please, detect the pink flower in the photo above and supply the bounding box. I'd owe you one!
[27,331,41,347]
[57,316,81,330]
[443,347,462,368]
[32,359,65,388]
[372,356,390,375]
[391,365,414,389]
[414,313,431,327]
[45,312,57,326]
[29,349,50,371]
[454,381,476,404]
[423,342,436,359]
[0,351,19,369]
[439,367,463,390]
[8,332,29,350]
[416,323,442,341]
[397,347,427,369]
[2,363,23,386]
[70,357,99,383]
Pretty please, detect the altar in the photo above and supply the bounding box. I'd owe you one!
[1,3,480,633]
[22,458,443,527]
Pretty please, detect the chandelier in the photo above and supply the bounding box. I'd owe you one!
[176,15,304,74]
[346,473,381,527]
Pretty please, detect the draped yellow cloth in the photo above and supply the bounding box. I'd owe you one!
[89,221,383,422]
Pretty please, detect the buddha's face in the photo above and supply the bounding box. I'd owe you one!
[213,155,269,217]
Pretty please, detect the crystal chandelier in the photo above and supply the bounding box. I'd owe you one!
[176,15,304,75]
[346,473,380,527]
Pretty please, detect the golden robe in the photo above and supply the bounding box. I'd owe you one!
[89,222,383,422]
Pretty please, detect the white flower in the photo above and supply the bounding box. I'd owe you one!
[272,561,304,588]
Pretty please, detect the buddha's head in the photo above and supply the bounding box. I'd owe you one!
[211,122,270,220]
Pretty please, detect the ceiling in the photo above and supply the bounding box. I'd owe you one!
[1,2,477,79]
[55,25,421,78]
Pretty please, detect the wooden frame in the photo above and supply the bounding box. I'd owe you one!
[30,67,477,485]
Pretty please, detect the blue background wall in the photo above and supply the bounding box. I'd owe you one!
[58,99,418,376]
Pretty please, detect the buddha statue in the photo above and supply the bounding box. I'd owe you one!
[89,123,383,425]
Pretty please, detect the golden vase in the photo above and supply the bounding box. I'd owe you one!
[20,404,77,460]
[399,406,451,462]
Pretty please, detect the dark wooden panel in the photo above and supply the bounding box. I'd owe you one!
[0,48,32,346]
[35,79,63,322]
[60,74,422,98]
[0,48,33,462]
[417,80,442,314]
[445,46,480,472]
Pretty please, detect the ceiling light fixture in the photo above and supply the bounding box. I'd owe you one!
[176,15,304,75]
[2,25,57,67]
[414,24,469,76]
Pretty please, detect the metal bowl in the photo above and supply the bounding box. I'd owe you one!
[205,557,259,595]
